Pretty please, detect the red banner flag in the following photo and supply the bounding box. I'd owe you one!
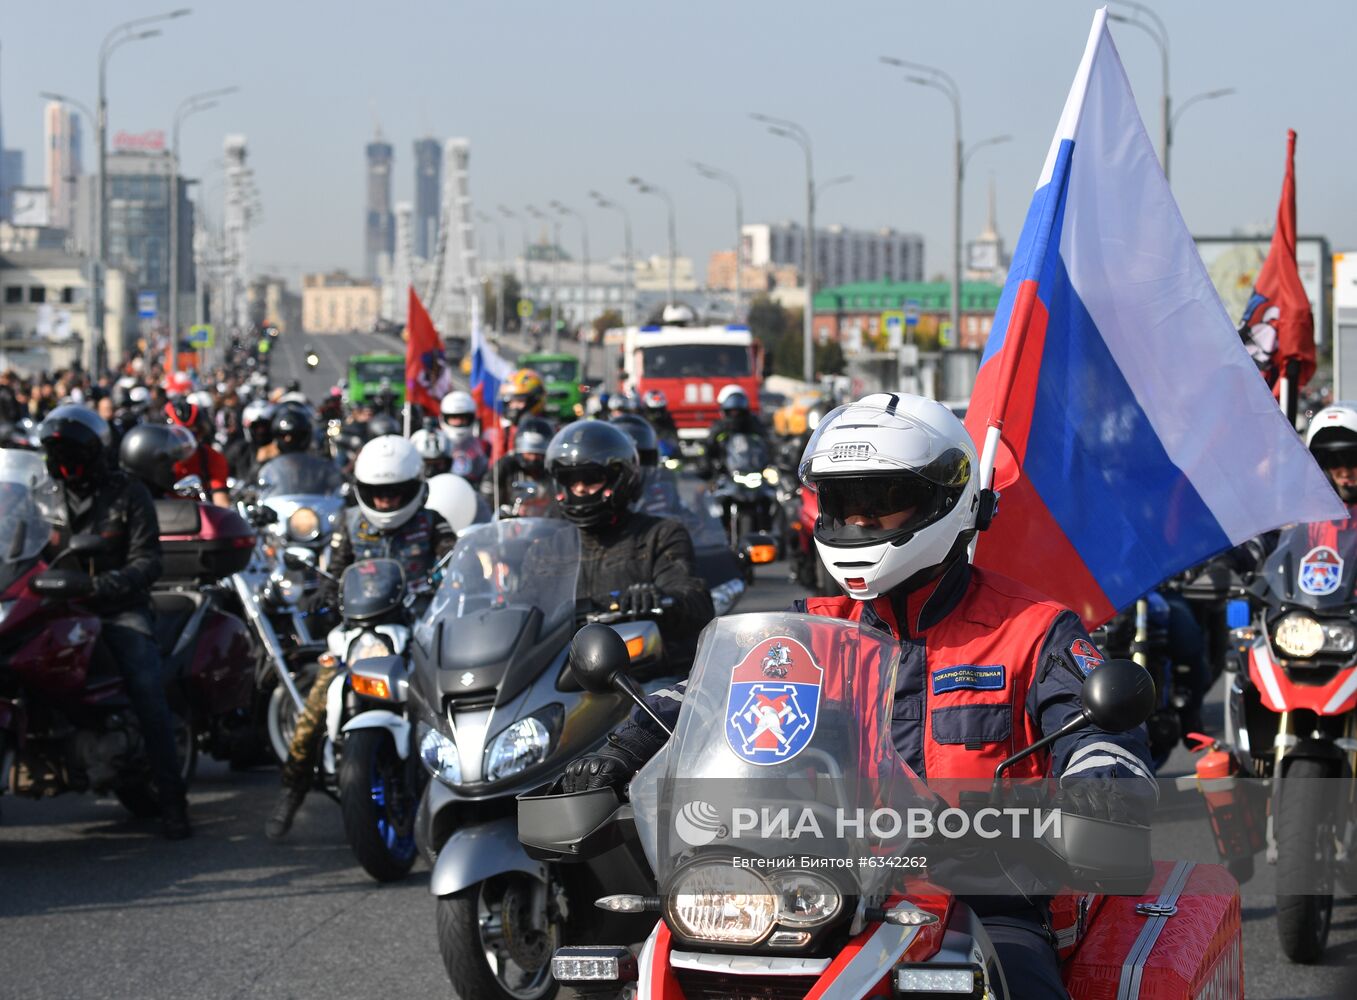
[1238,129,1315,398]
[405,286,452,416]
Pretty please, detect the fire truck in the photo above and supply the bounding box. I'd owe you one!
[617,324,766,444]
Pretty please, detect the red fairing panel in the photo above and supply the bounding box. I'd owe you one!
[1248,640,1357,715]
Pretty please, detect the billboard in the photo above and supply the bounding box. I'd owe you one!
[1195,236,1331,346]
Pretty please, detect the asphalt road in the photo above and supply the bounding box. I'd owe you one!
[268,330,405,405]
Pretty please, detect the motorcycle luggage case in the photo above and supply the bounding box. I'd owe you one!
[1062,861,1242,1000]
[155,500,256,582]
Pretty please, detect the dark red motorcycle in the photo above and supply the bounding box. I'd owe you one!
[0,452,255,817]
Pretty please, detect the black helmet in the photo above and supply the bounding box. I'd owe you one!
[609,413,659,468]
[38,405,111,488]
[515,416,554,475]
[271,407,313,454]
[720,388,750,415]
[545,420,640,529]
[120,423,196,491]
[366,412,402,440]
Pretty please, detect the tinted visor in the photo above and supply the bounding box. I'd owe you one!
[554,463,608,490]
[814,472,959,547]
[356,478,422,511]
[1316,447,1357,470]
[443,412,474,428]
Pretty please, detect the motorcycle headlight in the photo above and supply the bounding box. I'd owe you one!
[666,862,778,945]
[738,472,764,489]
[1323,621,1357,654]
[288,506,321,541]
[348,632,392,664]
[418,723,462,785]
[484,716,552,782]
[1273,613,1325,659]
[763,467,780,485]
[768,871,841,928]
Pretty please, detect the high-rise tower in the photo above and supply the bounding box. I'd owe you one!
[44,101,82,230]
[413,137,441,262]
[364,127,394,280]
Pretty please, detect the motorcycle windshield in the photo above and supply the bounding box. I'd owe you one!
[256,454,345,499]
[340,558,406,619]
[1261,515,1357,610]
[630,612,929,898]
[635,467,726,547]
[427,517,579,633]
[725,434,769,474]
[0,449,51,564]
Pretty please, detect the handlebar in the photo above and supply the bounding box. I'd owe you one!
[584,595,675,625]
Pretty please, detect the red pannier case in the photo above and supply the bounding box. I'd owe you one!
[155,499,256,583]
[1060,861,1243,999]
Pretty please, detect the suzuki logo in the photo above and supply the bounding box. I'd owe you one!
[830,442,873,461]
[459,671,475,687]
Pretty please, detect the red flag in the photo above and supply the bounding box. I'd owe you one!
[405,286,451,416]
[1238,129,1315,397]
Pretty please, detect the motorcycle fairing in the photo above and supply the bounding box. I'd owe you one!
[1248,636,1357,715]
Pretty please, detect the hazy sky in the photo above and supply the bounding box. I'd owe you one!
[5,0,1355,286]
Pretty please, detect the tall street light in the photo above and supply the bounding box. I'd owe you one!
[1108,3,1169,178]
[551,200,591,373]
[526,204,560,349]
[477,209,509,339]
[499,204,526,334]
[751,113,816,383]
[169,85,235,374]
[880,58,966,351]
[691,161,744,322]
[590,190,634,325]
[1171,87,1235,141]
[40,92,97,355]
[96,8,191,374]
[628,177,677,312]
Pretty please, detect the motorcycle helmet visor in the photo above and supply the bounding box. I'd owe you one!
[356,478,422,512]
[553,463,608,494]
[443,411,474,428]
[1315,445,1357,470]
[813,472,962,547]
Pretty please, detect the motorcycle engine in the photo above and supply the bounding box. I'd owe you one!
[67,716,143,792]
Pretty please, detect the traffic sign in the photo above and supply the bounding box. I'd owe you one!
[187,324,215,348]
[939,320,955,349]
[880,310,904,351]
[517,299,534,319]
[137,292,158,320]
[904,299,920,327]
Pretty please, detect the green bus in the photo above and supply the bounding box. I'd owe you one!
[347,353,407,407]
[519,352,584,420]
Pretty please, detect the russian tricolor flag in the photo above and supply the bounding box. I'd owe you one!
[469,317,515,459]
[964,7,1343,627]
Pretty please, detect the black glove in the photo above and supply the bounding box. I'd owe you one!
[90,570,130,604]
[621,582,664,618]
[560,721,667,794]
[1057,777,1154,826]
[300,581,338,615]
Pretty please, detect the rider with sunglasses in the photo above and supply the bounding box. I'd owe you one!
[561,393,1157,1000]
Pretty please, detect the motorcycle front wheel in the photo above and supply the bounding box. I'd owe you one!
[437,876,559,1000]
[266,662,316,765]
[338,728,419,882]
[1275,756,1336,963]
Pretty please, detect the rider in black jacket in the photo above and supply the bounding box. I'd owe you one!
[266,434,455,839]
[37,405,191,839]
[544,420,713,672]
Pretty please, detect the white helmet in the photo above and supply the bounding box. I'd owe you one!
[1306,402,1357,502]
[661,303,697,326]
[187,390,215,412]
[411,425,453,461]
[354,435,427,531]
[425,472,480,533]
[717,384,745,407]
[799,393,984,599]
[440,390,478,443]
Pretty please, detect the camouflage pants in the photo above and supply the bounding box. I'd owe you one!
[280,659,340,791]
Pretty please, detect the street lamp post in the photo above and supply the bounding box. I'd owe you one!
[525,204,557,348]
[628,176,677,311]
[691,161,744,322]
[499,205,526,336]
[590,190,634,326]
[39,92,98,361]
[1169,88,1236,162]
[551,201,590,371]
[1108,3,1169,178]
[169,86,235,375]
[879,58,966,351]
[752,113,816,384]
[96,8,191,375]
[477,209,508,338]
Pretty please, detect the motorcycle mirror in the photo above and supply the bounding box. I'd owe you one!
[283,549,317,571]
[1081,658,1156,734]
[568,623,630,694]
[68,532,111,557]
[30,568,94,598]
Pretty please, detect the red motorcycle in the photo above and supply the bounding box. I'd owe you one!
[520,615,1244,999]
[0,457,255,817]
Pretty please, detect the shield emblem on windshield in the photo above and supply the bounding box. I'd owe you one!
[725,636,822,766]
[1299,545,1344,596]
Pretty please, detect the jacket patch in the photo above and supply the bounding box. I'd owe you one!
[931,663,1006,695]
[1068,639,1104,676]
